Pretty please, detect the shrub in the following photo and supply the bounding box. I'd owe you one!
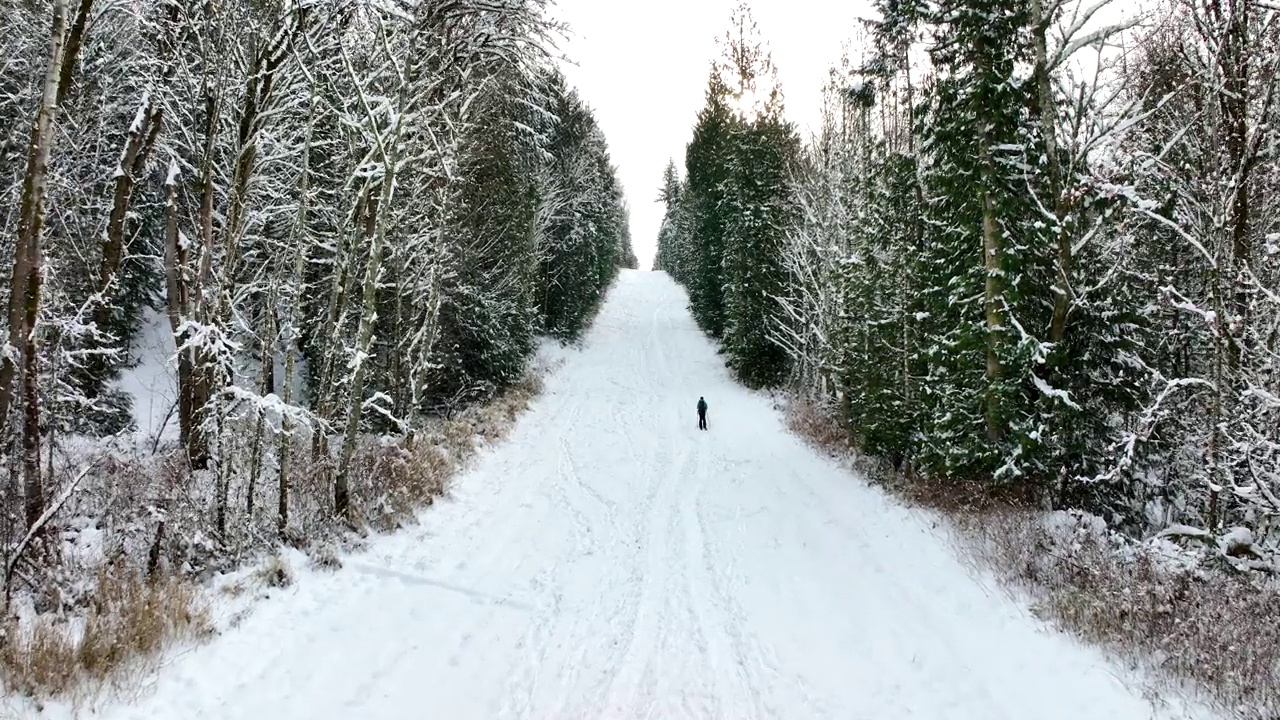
[1,565,212,699]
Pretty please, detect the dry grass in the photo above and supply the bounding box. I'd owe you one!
[0,566,212,699]
[253,555,294,589]
[307,545,343,572]
[474,373,543,440]
[784,398,857,458]
[344,369,545,535]
[351,441,452,533]
[446,372,545,457]
[958,510,1280,718]
[784,397,1280,719]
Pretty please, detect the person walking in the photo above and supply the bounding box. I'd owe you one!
[696,396,708,431]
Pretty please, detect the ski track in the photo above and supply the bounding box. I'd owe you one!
[66,270,1215,720]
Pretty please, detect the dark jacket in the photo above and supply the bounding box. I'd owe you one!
[697,399,708,414]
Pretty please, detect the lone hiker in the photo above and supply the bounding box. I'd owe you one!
[697,396,708,431]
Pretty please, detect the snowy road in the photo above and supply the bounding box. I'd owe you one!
[88,271,1206,720]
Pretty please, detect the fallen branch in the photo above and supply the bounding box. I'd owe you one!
[5,457,104,596]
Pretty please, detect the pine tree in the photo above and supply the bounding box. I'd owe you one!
[715,5,797,388]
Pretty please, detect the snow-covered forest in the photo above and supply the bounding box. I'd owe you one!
[656,3,1278,709]
[2,0,1278,713]
[658,0,1279,545]
[0,0,634,632]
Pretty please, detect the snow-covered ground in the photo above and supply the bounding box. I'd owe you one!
[115,306,180,445]
[43,270,1213,720]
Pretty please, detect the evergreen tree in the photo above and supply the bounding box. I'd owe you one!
[659,5,798,388]
[716,5,798,388]
[911,0,1056,482]
[430,73,541,412]
[661,0,1279,539]
[681,71,734,338]
[653,160,684,277]
[721,113,797,388]
[535,71,631,340]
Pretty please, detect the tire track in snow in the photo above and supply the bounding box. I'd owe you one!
[495,395,596,718]
[694,437,803,720]
[595,288,695,718]
[597,439,688,715]
[677,444,741,718]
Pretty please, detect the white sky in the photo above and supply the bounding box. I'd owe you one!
[551,1,876,270]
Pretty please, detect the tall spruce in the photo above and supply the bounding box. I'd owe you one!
[717,5,798,388]
[662,4,799,388]
[681,71,734,338]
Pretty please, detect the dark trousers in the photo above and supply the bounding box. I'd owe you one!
[698,411,707,430]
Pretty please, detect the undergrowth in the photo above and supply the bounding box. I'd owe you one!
[786,397,1280,719]
[0,366,547,703]
[0,565,212,700]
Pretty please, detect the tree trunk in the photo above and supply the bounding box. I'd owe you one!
[1218,0,1251,349]
[97,95,163,338]
[55,0,93,107]
[976,26,1006,444]
[1,1,70,529]
[146,520,166,579]
[215,411,228,539]
[21,241,45,530]
[1032,0,1072,345]
[246,292,275,521]
[185,18,306,502]
[278,315,297,535]
[314,182,371,435]
[332,45,412,517]
[175,88,220,472]
[982,188,1005,443]
[902,44,924,408]
[334,181,393,520]
[312,179,371,479]
[1207,270,1225,531]
[1,0,70,434]
[161,158,208,474]
[280,88,318,536]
